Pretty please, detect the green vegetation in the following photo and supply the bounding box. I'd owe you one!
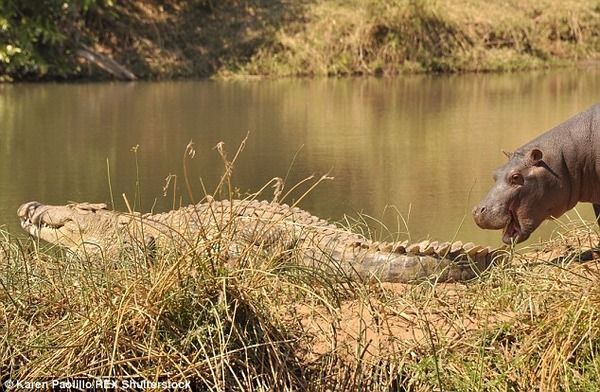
[1,0,598,81]
[0,0,100,80]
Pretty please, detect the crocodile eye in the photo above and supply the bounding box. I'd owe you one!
[510,173,524,186]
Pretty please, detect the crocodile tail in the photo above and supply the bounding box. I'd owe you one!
[327,241,504,283]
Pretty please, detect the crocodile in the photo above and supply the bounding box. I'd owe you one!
[17,199,504,283]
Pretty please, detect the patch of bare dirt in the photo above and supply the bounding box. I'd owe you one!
[290,282,519,364]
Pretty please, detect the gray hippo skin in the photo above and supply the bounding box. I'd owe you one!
[473,103,600,244]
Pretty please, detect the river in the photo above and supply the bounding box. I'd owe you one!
[1,68,599,246]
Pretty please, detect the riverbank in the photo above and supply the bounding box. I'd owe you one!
[2,207,600,389]
[1,0,599,81]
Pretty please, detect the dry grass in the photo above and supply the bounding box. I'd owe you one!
[17,0,597,80]
[236,0,600,76]
[3,142,600,390]
[3,204,600,390]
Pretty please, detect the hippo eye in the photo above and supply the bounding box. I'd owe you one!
[510,173,524,186]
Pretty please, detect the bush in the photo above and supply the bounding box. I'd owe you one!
[0,0,102,80]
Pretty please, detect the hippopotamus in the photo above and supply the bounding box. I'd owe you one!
[473,103,600,244]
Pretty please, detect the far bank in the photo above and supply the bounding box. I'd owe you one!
[1,0,599,82]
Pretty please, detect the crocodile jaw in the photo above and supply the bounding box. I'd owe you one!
[17,201,111,250]
[18,201,68,240]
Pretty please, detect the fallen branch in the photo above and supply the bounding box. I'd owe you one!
[77,45,137,81]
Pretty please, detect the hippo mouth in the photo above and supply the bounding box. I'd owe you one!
[502,209,526,244]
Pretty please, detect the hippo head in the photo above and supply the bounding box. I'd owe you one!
[473,148,569,244]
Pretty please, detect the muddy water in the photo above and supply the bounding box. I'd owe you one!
[1,68,599,246]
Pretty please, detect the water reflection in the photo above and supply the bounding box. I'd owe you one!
[0,68,598,245]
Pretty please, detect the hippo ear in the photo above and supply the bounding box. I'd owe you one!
[528,149,543,165]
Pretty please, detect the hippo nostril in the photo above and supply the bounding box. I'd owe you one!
[472,206,486,217]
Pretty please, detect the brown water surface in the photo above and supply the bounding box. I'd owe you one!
[1,68,599,246]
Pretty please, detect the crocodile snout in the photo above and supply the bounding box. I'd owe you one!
[18,201,42,224]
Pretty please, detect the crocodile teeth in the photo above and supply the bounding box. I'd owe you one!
[435,242,451,255]
[21,216,60,230]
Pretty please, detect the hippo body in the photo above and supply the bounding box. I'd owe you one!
[473,103,600,244]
